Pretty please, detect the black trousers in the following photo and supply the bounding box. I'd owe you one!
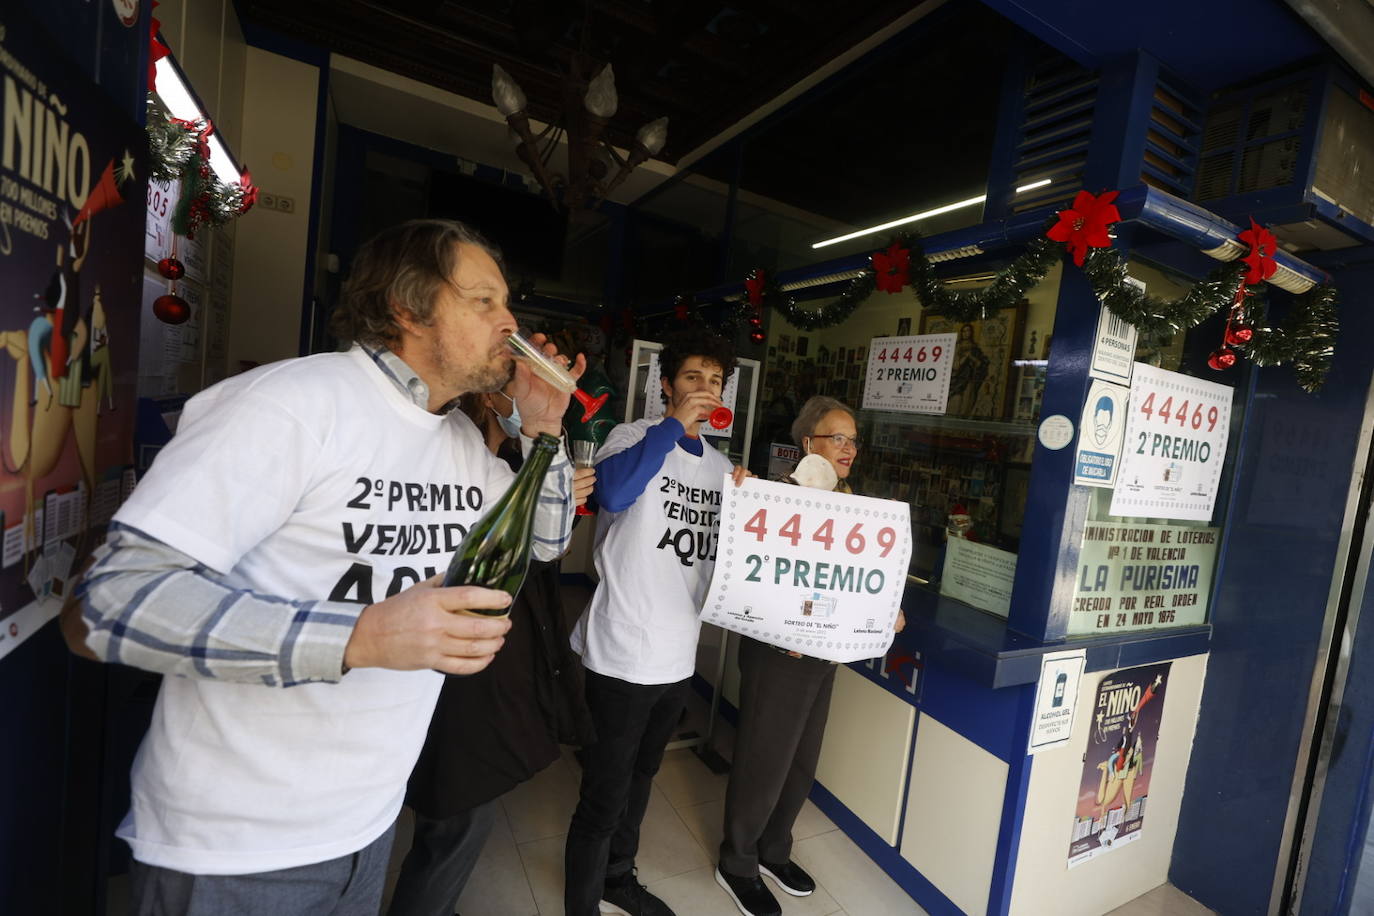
[719,637,837,877]
[387,799,499,916]
[564,670,688,916]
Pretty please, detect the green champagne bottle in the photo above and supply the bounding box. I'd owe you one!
[442,432,562,609]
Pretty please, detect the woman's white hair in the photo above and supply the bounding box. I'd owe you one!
[791,395,855,448]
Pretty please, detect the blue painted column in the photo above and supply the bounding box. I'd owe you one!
[1004,264,1100,642]
[1004,52,1163,643]
[1173,261,1374,915]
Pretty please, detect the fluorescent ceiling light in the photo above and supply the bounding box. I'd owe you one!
[154,57,244,186]
[811,194,986,249]
[811,178,1053,250]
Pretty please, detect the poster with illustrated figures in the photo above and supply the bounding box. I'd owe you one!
[1068,662,1170,867]
[0,8,144,661]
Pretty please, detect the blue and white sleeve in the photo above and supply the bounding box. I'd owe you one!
[524,434,575,561]
[78,522,362,686]
[594,418,685,512]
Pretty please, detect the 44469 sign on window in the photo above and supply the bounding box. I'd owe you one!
[1110,364,1233,523]
[861,333,956,414]
[700,477,911,663]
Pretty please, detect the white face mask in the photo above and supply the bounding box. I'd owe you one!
[492,391,523,438]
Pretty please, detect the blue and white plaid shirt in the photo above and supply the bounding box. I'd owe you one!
[78,346,575,686]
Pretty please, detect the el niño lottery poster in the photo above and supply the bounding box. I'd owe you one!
[1068,663,1170,867]
[0,8,144,660]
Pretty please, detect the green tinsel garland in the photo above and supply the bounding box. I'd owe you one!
[764,271,876,332]
[908,234,1060,322]
[904,233,1340,393]
[146,100,254,237]
[1240,284,1339,393]
[1079,249,1248,342]
[736,221,1339,392]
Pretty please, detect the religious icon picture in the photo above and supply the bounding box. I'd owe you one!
[921,300,1028,420]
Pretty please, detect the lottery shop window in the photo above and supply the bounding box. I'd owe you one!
[1067,259,1248,636]
[752,264,1064,602]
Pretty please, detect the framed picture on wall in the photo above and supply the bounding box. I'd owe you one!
[921,299,1028,420]
[897,316,911,336]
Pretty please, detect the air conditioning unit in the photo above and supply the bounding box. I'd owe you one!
[1194,59,1374,251]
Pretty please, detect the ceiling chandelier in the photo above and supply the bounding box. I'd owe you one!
[492,62,668,214]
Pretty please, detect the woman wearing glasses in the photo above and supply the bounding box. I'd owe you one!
[715,396,905,916]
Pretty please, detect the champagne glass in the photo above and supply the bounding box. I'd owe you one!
[507,331,608,421]
[571,439,599,516]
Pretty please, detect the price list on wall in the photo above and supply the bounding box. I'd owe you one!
[861,333,956,414]
[1110,364,1232,522]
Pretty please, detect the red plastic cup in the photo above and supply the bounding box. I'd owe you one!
[709,406,733,429]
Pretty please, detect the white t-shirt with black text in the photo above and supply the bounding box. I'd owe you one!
[112,347,525,875]
[571,418,732,685]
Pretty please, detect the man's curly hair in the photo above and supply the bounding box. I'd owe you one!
[330,219,503,348]
[659,327,737,401]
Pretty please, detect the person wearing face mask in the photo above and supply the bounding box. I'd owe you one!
[388,388,597,916]
[714,396,906,916]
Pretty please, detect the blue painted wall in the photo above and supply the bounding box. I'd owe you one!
[1171,264,1374,915]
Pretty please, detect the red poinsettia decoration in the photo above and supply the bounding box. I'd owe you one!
[871,241,910,294]
[1046,189,1121,266]
[1238,217,1278,286]
[238,168,260,214]
[149,2,171,93]
[745,269,766,306]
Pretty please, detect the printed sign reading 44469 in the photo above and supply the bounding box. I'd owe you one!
[743,509,899,556]
[874,344,943,364]
[1138,393,1219,432]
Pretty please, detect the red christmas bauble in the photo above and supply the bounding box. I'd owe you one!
[153,293,191,325]
[1207,347,1237,371]
[748,315,763,328]
[157,257,185,280]
[749,329,765,344]
[1224,324,1254,346]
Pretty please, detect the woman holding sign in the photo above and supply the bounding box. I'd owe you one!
[715,396,906,916]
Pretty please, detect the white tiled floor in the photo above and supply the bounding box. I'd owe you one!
[104,730,1213,916]
[373,689,1212,916]
[1107,884,1215,916]
[378,687,918,916]
[104,641,1212,916]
